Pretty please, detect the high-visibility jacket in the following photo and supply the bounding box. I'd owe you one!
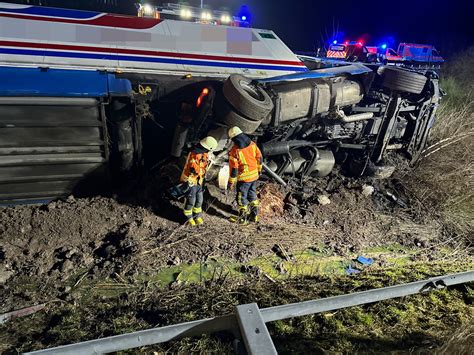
[180,151,208,186]
[229,141,262,184]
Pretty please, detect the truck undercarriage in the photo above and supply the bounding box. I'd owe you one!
[158,63,441,188]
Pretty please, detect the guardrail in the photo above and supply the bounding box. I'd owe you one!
[27,270,474,355]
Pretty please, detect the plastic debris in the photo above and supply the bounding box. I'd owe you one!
[356,256,374,265]
[0,303,46,324]
[345,264,361,275]
[317,195,331,206]
[361,185,375,196]
[373,165,396,179]
[385,191,408,208]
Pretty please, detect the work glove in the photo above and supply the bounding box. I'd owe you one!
[227,182,235,191]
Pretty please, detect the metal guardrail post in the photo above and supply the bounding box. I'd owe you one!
[235,303,277,355]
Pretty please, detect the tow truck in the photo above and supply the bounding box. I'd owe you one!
[0,2,441,203]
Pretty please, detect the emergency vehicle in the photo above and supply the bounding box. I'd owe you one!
[397,43,444,67]
[366,46,403,64]
[326,42,377,63]
[0,2,441,204]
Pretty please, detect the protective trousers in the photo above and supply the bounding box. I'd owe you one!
[183,185,203,221]
[237,181,259,220]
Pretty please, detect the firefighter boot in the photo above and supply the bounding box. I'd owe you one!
[183,209,196,226]
[249,200,260,223]
[237,205,249,225]
[193,207,204,225]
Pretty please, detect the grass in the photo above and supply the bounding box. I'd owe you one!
[399,47,474,242]
[1,251,472,354]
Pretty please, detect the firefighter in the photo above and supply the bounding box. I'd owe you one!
[227,126,263,224]
[180,136,218,226]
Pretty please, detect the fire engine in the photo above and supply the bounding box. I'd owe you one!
[326,41,378,63]
[0,2,441,203]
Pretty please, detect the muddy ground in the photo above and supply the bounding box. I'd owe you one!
[0,169,472,353]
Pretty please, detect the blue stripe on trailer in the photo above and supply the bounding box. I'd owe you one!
[0,66,132,97]
[0,47,308,73]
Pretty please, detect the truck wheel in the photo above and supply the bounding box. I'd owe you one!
[223,74,274,120]
[382,67,427,94]
[215,98,263,134]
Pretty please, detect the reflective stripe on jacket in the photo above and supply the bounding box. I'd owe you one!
[229,141,262,183]
[180,151,208,185]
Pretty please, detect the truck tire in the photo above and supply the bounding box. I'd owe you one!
[382,67,427,94]
[215,98,263,134]
[223,74,274,120]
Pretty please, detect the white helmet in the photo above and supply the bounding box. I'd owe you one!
[200,136,218,151]
[228,126,243,139]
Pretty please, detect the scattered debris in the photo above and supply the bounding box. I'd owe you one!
[272,244,294,261]
[317,195,331,206]
[263,273,276,283]
[345,264,361,275]
[361,185,375,197]
[373,165,396,179]
[355,256,374,265]
[384,190,408,208]
[0,304,46,325]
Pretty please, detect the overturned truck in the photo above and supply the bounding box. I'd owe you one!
[0,2,440,203]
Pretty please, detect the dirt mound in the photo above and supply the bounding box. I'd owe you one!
[259,183,285,220]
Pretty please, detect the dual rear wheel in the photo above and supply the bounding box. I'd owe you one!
[217,75,274,133]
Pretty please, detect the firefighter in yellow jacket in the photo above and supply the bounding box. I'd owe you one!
[227,127,263,224]
[180,136,218,225]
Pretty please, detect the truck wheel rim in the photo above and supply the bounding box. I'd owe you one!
[240,80,265,102]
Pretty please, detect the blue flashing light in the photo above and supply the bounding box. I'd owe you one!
[237,5,251,24]
[332,40,338,44]
[381,43,387,49]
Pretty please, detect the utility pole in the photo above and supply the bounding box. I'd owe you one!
[200,0,203,8]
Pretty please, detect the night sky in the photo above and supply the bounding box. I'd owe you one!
[2,0,473,55]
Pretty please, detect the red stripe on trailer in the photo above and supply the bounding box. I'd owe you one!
[0,40,306,67]
[0,12,161,29]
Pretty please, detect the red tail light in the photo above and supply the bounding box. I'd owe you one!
[196,88,210,107]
